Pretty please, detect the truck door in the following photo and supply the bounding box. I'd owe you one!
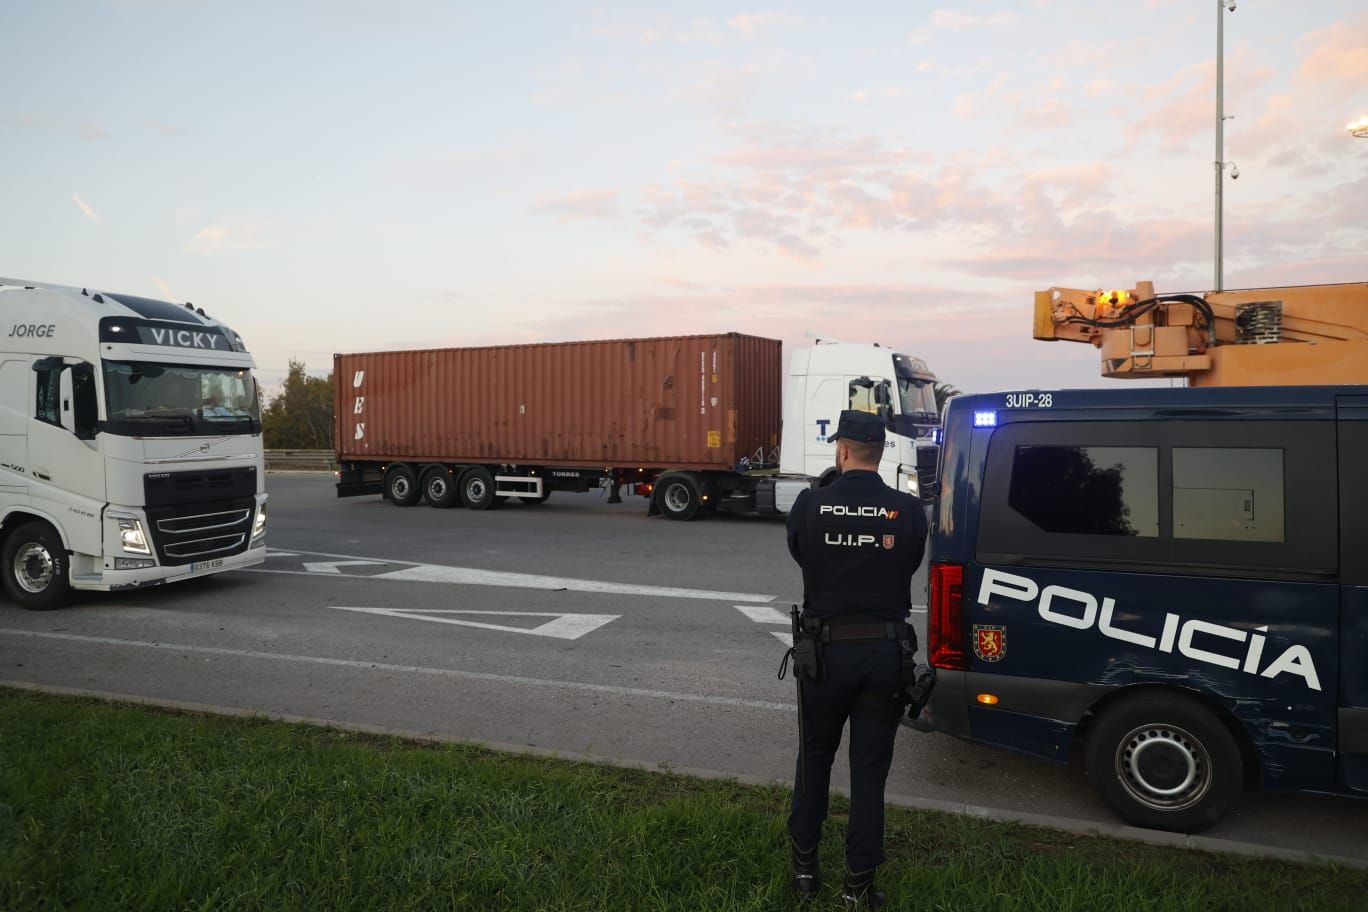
[1337,395,1368,792]
[27,358,105,556]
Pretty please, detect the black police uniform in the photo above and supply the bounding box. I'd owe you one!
[785,411,928,885]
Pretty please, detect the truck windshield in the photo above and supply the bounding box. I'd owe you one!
[102,361,261,436]
[896,375,937,419]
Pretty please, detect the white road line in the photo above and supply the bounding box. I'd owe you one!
[247,561,775,603]
[333,607,618,640]
[0,629,793,712]
[773,631,791,645]
[734,605,788,625]
[302,560,386,575]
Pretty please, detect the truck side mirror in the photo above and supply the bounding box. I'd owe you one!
[59,367,76,435]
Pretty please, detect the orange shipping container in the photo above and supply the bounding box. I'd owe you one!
[335,334,782,471]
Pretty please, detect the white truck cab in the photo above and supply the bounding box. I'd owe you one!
[0,279,267,609]
[779,339,940,500]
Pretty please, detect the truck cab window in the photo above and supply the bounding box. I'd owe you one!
[35,363,60,425]
[72,363,98,439]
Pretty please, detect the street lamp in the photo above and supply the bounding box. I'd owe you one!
[1214,0,1237,291]
[1350,116,1368,139]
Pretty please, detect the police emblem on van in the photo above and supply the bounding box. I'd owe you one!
[882,534,895,549]
[973,625,1006,662]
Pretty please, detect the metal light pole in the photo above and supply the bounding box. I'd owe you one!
[1214,0,1237,291]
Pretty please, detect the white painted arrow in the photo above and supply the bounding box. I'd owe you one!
[332,607,618,640]
[303,560,386,575]
[735,605,793,645]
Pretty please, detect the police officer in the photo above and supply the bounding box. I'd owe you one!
[785,410,929,909]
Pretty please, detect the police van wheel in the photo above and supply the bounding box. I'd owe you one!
[460,467,497,510]
[1085,692,1242,833]
[385,465,421,507]
[2,521,72,611]
[655,476,701,521]
[420,467,456,508]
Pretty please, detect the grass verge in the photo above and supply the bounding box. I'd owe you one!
[1,689,1363,911]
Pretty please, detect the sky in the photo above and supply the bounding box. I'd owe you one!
[3,0,1365,396]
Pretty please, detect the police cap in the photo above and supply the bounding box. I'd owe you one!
[827,409,886,444]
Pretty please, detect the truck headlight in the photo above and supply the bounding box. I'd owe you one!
[901,468,920,497]
[252,505,267,541]
[118,518,151,555]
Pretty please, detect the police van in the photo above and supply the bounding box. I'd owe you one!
[924,386,1366,831]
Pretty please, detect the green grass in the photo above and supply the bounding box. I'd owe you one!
[1,689,1363,911]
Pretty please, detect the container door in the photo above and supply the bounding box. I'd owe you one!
[1337,395,1368,793]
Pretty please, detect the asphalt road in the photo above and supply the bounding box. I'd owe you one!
[2,474,1366,864]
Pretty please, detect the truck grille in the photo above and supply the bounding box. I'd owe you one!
[143,468,257,566]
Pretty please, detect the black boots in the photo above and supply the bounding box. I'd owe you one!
[841,867,887,910]
[789,839,821,898]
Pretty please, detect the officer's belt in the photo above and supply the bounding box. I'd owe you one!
[819,617,909,644]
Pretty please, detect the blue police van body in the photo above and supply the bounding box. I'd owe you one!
[925,385,1367,831]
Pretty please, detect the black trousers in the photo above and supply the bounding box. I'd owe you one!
[788,638,902,871]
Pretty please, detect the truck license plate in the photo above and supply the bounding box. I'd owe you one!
[191,559,224,573]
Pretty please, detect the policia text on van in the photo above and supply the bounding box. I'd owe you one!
[922,386,1366,832]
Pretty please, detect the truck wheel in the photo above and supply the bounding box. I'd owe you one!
[385,465,421,507]
[2,521,72,611]
[655,475,701,521]
[420,467,457,508]
[1084,691,1242,833]
[459,467,496,510]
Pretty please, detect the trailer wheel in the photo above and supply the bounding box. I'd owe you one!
[384,465,421,507]
[459,467,497,510]
[1085,691,1242,833]
[2,521,71,611]
[655,475,701,521]
[420,467,457,508]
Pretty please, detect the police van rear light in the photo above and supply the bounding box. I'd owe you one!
[929,562,968,670]
[973,410,997,428]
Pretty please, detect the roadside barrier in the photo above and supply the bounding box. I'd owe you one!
[264,449,337,472]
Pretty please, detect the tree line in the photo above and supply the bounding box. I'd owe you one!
[262,360,334,450]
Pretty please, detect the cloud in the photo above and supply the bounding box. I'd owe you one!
[1296,15,1368,98]
[1,114,109,141]
[850,90,869,103]
[149,274,177,301]
[726,11,807,37]
[928,9,1022,32]
[184,219,277,253]
[72,192,100,223]
[533,189,621,222]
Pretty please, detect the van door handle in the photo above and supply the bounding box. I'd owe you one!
[31,466,52,481]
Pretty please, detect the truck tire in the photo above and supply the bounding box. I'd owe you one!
[2,521,72,611]
[1084,691,1243,833]
[459,467,497,510]
[420,467,457,508]
[655,475,701,521]
[385,465,421,507]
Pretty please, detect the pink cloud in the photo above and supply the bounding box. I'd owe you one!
[1296,15,1368,98]
[534,189,621,222]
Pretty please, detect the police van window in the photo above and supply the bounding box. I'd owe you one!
[34,364,60,425]
[1173,448,1284,543]
[1008,446,1159,537]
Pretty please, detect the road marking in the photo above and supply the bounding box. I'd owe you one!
[249,548,775,602]
[0,629,792,712]
[735,605,788,625]
[333,607,617,640]
[266,550,300,558]
[303,560,386,575]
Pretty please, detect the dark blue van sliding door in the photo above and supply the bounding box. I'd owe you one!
[1338,396,1368,793]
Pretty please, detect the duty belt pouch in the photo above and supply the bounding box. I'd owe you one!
[793,618,825,682]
